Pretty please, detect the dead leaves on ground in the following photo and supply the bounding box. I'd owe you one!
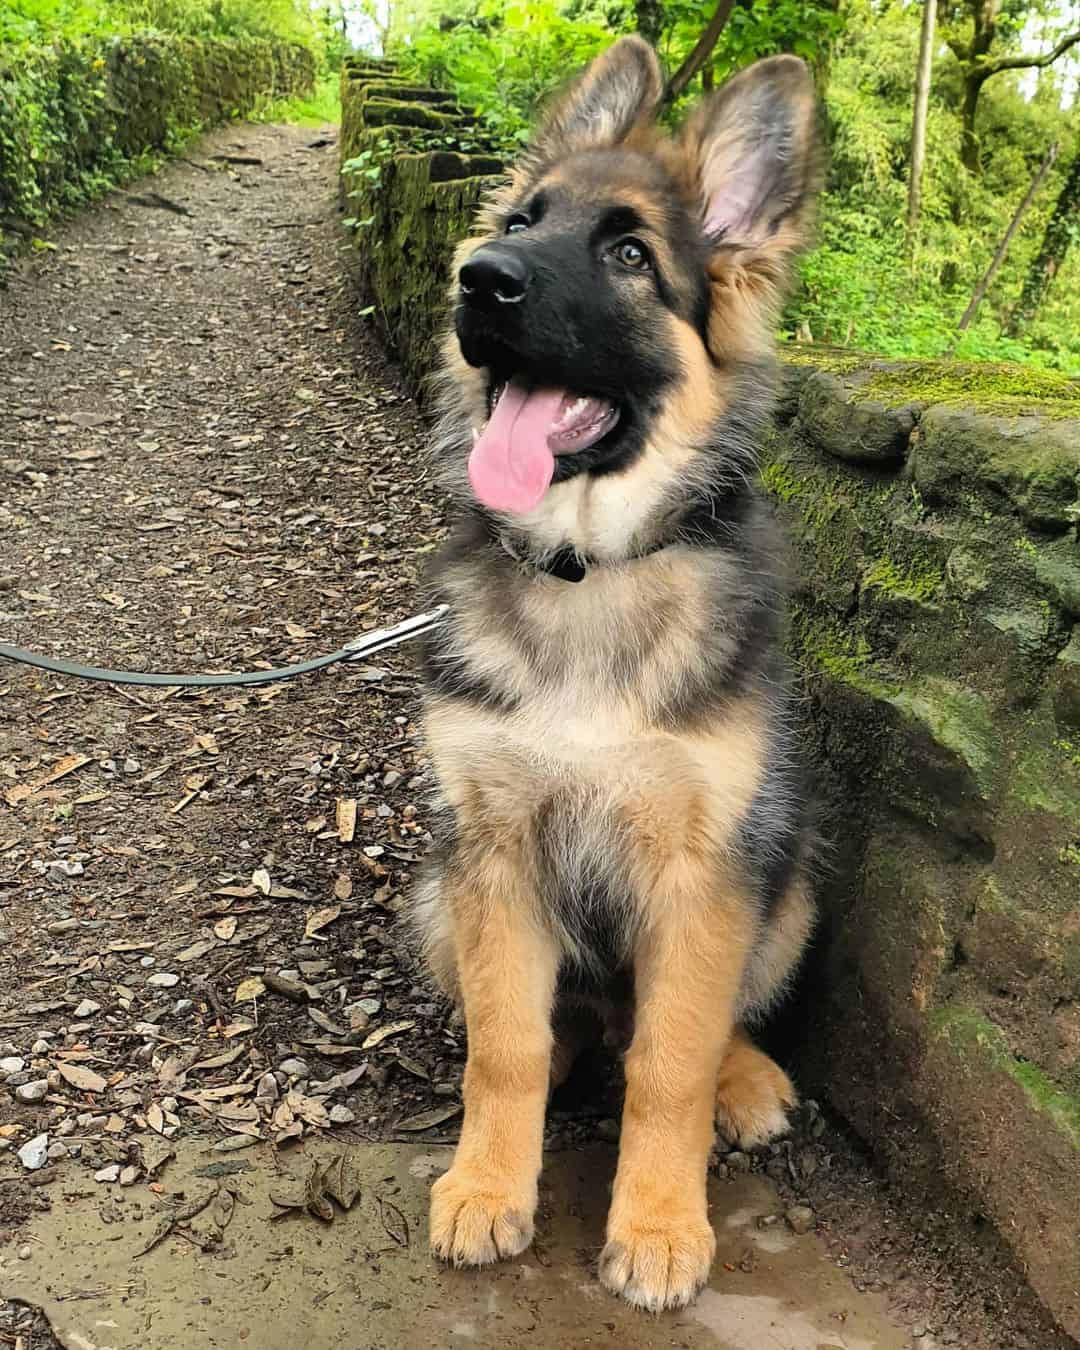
[270,1153,360,1223]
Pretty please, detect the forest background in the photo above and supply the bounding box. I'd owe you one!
[4,0,1079,373]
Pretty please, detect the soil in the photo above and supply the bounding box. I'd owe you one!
[0,122,1074,1350]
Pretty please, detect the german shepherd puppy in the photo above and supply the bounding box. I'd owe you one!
[412,36,820,1311]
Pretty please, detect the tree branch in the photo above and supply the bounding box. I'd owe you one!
[662,0,739,105]
[982,29,1080,75]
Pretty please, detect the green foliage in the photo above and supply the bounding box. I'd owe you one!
[0,34,315,243]
[388,0,1080,375]
[0,0,323,47]
[253,71,342,126]
[394,0,613,146]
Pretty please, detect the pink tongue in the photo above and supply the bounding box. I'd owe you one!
[468,382,565,515]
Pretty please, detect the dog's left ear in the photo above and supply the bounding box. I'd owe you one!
[527,35,662,165]
[680,54,820,261]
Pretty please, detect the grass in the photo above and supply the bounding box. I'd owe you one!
[254,72,340,127]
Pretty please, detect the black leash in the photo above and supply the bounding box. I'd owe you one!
[0,606,448,689]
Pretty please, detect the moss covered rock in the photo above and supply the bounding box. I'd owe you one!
[798,368,917,464]
[766,353,1080,1336]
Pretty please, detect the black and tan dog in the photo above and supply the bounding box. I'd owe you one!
[411,36,821,1311]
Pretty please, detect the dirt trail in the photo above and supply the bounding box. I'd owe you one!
[0,124,1069,1350]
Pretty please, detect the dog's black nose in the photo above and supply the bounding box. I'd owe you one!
[459,245,530,308]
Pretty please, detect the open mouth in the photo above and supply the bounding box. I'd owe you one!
[468,377,622,515]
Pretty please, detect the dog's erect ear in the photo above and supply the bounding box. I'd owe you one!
[680,55,820,256]
[528,36,662,164]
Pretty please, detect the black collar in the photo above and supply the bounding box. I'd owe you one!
[498,532,670,584]
[493,486,747,583]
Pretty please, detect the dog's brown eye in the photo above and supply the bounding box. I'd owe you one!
[506,214,530,234]
[613,238,651,270]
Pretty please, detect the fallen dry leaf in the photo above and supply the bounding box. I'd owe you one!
[304,905,341,941]
[234,976,265,1003]
[396,1103,462,1133]
[336,798,357,843]
[56,1062,108,1093]
[362,1019,416,1050]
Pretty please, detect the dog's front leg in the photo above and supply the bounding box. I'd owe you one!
[600,860,750,1312]
[429,846,558,1267]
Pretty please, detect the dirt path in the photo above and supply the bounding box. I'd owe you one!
[0,124,1070,1350]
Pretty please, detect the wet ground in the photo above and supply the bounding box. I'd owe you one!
[1,122,1072,1350]
[5,1139,908,1350]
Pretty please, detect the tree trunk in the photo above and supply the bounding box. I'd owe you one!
[955,141,1059,334]
[1008,145,1080,334]
[959,70,985,175]
[908,0,937,233]
[662,0,739,105]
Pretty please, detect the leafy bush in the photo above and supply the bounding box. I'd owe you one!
[390,0,1079,374]
[0,0,322,47]
[0,34,315,238]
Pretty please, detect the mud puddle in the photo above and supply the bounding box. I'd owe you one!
[3,1138,910,1349]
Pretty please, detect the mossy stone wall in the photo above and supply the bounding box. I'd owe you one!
[771,358,1080,1338]
[0,34,315,250]
[340,67,1080,1339]
[338,56,503,396]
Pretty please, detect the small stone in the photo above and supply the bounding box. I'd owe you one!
[15,1079,49,1104]
[329,1105,356,1125]
[382,770,402,788]
[18,1134,49,1170]
[123,757,140,774]
[73,999,101,1018]
[726,1150,751,1173]
[47,860,84,880]
[134,1022,161,1038]
[119,1165,139,1186]
[1,1056,26,1075]
[595,1118,620,1143]
[173,999,194,1015]
[785,1204,816,1235]
[47,1141,69,1160]
[255,1072,279,1102]
[140,955,156,967]
[94,1164,121,1183]
[56,1117,76,1137]
[31,1038,51,1054]
[279,1058,309,1078]
[17,1245,32,1260]
[147,972,179,988]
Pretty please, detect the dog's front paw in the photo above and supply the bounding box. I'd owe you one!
[599,1211,716,1311]
[715,1041,796,1150]
[429,1166,535,1266]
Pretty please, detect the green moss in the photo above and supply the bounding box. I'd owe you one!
[760,461,805,502]
[859,360,1080,419]
[862,555,943,604]
[889,677,998,796]
[792,612,894,695]
[1010,723,1080,827]
[779,345,867,375]
[932,1005,1080,1148]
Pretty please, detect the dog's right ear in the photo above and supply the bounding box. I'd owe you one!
[526,36,662,166]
